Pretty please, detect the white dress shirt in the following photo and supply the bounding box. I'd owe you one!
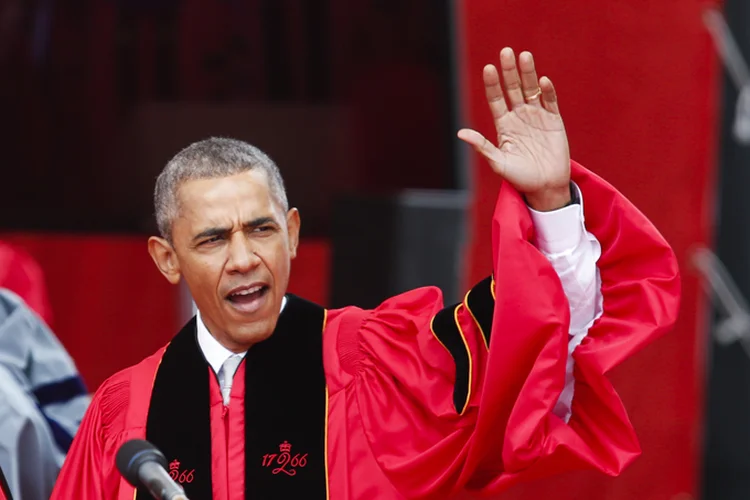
[197,296,287,404]
[529,183,603,422]
[196,296,288,375]
[196,312,247,377]
[196,184,602,422]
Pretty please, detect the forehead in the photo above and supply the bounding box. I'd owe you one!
[176,170,279,225]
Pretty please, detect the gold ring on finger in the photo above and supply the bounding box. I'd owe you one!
[525,88,542,101]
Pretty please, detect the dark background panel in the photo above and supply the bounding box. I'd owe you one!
[0,0,456,236]
[703,1,750,498]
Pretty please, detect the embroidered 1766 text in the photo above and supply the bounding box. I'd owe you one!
[261,441,308,476]
[168,460,195,484]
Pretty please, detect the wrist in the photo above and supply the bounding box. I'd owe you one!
[525,184,573,212]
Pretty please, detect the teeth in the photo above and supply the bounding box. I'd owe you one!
[234,285,263,296]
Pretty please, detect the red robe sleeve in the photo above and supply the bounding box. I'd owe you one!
[346,161,680,498]
[50,374,132,500]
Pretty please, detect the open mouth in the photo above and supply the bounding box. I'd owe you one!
[226,284,270,313]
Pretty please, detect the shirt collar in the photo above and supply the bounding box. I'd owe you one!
[196,295,287,374]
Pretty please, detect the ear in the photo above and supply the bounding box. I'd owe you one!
[147,236,182,285]
[286,208,301,259]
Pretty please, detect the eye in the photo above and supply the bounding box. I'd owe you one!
[254,225,273,233]
[200,236,222,245]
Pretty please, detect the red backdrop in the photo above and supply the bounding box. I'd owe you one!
[459,0,718,498]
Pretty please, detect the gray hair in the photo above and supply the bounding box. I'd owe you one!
[154,137,289,241]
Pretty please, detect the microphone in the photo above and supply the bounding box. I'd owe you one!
[115,439,190,500]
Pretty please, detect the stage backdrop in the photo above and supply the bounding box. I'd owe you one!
[458,0,718,499]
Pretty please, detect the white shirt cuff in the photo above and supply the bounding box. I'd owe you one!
[528,183,586,255]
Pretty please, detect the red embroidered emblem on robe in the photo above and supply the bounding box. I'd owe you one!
[261,441,308,476]
[168,459,195,484]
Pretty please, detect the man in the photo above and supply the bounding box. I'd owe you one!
[52,48,680,499]
[0,289,89,500]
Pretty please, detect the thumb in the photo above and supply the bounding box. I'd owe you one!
[457,129,507,176]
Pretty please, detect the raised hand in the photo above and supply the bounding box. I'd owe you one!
[458,48,571,211]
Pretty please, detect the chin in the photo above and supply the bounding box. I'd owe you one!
[231,321,275,348]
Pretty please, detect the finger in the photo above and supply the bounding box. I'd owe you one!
[457,128,506,174]
[518,51,542,107]
[539,76,560,115]
[483,64,509,121]
[499,47,524,108]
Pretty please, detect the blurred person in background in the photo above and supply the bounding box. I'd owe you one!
[0,288,89,500]
[0,240,69,500]
[52,48,679,499]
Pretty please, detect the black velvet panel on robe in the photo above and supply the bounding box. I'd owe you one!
[465,276,495,348]
[430,302,471,415]
[140,294,328,500]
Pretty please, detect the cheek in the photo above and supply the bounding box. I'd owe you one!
[262,240,292,280]
[182,258,224,294]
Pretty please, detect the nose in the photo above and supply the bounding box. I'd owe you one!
[226,233,260,274]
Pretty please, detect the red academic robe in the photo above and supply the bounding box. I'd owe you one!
[51,162,680,499]
[0,466,11,500]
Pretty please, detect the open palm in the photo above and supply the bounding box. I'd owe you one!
[458,48,571,210]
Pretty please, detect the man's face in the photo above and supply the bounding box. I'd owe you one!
[149,170,299,352]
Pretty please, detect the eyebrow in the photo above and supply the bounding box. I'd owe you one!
[192,217,278,242]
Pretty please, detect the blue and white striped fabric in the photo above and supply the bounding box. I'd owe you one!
[0,289,90,500]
